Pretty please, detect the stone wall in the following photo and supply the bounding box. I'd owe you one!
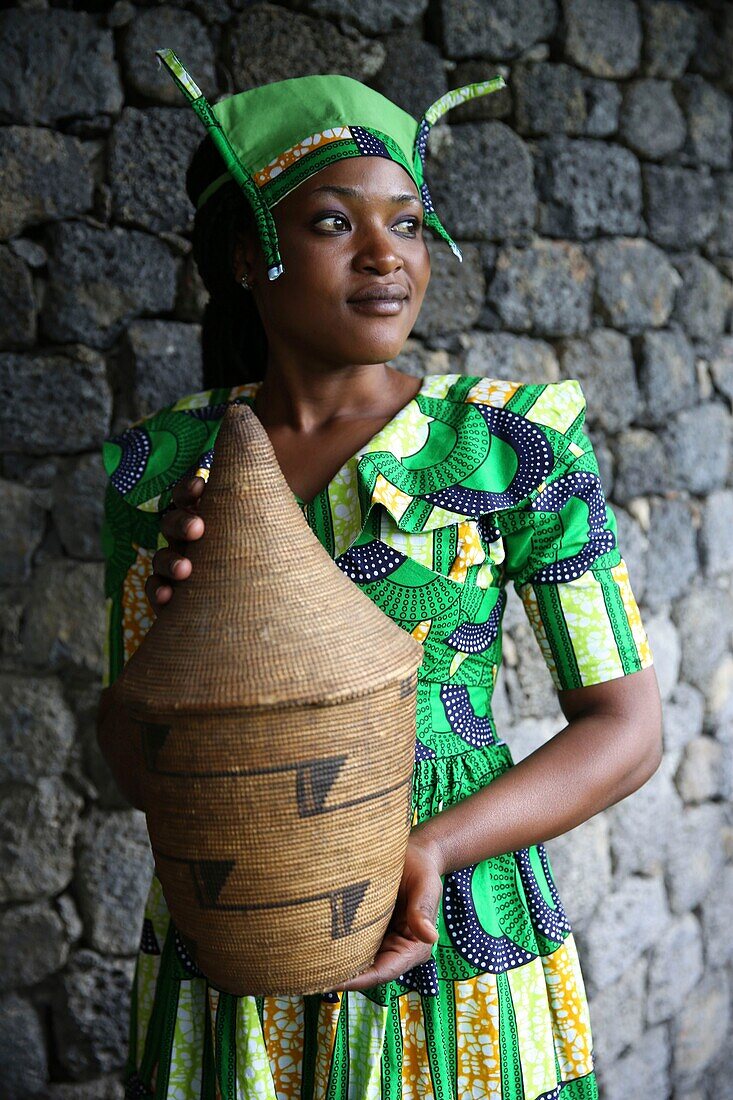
[1,1,731,1096]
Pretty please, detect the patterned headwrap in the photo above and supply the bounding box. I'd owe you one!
[156,49,505,281]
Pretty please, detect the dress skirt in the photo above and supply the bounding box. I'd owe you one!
[123,742,599,1100]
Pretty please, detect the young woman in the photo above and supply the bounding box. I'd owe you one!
[97,61,662,1100]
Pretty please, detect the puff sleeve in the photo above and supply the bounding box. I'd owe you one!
[494,380,654,692]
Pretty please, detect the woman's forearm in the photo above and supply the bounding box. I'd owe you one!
[412,705,662,877]
[96,682,146,812]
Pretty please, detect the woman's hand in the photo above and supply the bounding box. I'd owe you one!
[335,832,445,992]
[146,475,206,615]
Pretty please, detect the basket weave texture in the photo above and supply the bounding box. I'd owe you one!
[117,403,424,995]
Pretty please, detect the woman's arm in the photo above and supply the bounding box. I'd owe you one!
[411,663,663,875]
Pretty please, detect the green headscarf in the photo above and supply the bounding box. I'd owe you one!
[156,49,505,281]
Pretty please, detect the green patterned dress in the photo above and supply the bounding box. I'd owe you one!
[101,372,653,1100]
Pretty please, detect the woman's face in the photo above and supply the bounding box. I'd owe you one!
[235,156,431,369]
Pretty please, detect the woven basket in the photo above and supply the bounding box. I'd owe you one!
[116,402,424,996]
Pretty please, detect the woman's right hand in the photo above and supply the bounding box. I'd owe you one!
[145,474,207,615]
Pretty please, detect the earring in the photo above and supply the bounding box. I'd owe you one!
[240,272,251,290]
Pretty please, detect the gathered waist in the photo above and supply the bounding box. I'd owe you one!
[411,739,515,825]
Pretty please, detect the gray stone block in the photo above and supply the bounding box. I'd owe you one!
[700,490,733,577]
[612,506,647,602]
[711,175,733,258]
[174,252,208,324]
[587,955,645,1063]
[513,61,587,136]
[448,62,512,123]
[665,803,726,914]
[608,753,683,876]
[672,583,733,699]
[699,863,733,967]
[660,402,731,495]
[582,874,669,991]
[582,76,622,137]
[303,0,428,36]
[619,79,686,159]
[0,901,70,991]
[648,912,704,1025]
[428,123,535,243]
[120,6,216,104]
[461,331,559,382]
[671,969,731,1085]
[110,108,204,235]
[640,612,679,701]
[51,949,135,1078]
[0,348,112,455]
[535,137,641,239]
[0,244,36,349]
[20,560,105,677]
[51,453,108,562]
[558,328,639,433]
[637,328,698,424]
[41,222,178,350]
[0,778,83,903]
[563,0,642,78]
[597,1023,670,1100]
[662,682,705,756]
[671,254,729,342]
[503,615,562,721]
[38,1080,124,1100]
[640,0,699,78]
[371,32,447,121]
[0,479,46,583]
[8,237,47,270]
[487,240,592,336]
[411,240,484,339]
[677,74,732,170]
[710,335,733,402]
[643,496,698,612]
[75,810,153,956]
[0,675,75,785]
[675,736,725,804]
[122,319,203,420]
[612,428,670,502]
[643,165,719,249]
[225,3,385,86]
[0,127,93,241]
[589,237,680,334]
[0,993,49,1100]
[0,9,122,126]
[544,814,611,929]
[436,0,557,60]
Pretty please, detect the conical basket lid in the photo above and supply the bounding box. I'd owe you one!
[119,402,424,712]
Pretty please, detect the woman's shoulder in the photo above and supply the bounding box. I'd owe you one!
[101,381,259,512]
[425,372,586,426]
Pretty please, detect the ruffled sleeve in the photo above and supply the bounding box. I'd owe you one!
[492,379,654,691]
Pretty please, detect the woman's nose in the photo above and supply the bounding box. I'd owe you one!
[352,226,405,274]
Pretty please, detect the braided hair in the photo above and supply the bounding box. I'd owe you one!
[185,135,268,389]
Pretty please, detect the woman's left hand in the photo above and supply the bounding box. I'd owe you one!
[335,832,445,992]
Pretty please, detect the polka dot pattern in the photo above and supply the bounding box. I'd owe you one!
[350,126,391,159]
[444,593,504,654]
[529,471,616,583]
[335,540,406,584]
[109,426,152,496]
[444,866,537,973]
[439,684,497,747]
[397,955,440,996]
[140,918,160,956]
[514,847,572,944]
[423,405,554,514]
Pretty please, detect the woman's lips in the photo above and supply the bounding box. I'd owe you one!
[347,298,406,315]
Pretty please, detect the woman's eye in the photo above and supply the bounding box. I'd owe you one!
[313,214,422,234]
[314,213,349,231]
